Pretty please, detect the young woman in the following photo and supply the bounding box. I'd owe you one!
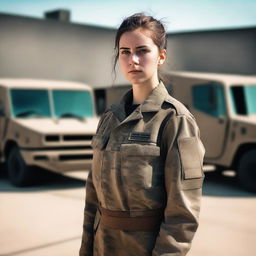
[80,13,205,256]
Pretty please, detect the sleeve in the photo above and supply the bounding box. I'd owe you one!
[79,170,98,256]
[79,110,113,256]
[152,114,205,256]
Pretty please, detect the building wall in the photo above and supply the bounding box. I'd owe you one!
[167,28,256,75]
[0,13,126,88]
[1,13,256,91]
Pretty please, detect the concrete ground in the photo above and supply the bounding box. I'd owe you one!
[0,167,255,256]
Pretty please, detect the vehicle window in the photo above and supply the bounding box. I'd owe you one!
[192,83,226,117]
[230,85,256,115]
[230,86,246,114]
[10,89,51,118]
[244,86,256,114]
[52,90,93,118]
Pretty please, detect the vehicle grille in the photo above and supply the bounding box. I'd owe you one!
[45,135,60,142]
[63,135,93,141]
[45,134,93,142]
[59,154,93,161]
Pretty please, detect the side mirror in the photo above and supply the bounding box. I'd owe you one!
[218,116,226,124]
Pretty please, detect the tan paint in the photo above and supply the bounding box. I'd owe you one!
[80,82,204,255]
[162,71,256,169]
[0,78,99,175]
[105,72,256,190]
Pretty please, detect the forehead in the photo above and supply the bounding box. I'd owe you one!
[119,29,155,48]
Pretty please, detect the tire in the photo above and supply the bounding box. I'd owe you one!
[214,165,225,174]
[237,149,256,192]
[0,162,8,178]
[7,146,36,186]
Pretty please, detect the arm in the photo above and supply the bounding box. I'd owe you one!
[79,171,98,256]
[79,110,113,255]
[152,115,205,256]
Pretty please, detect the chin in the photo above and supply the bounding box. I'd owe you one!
[128,77,149,85]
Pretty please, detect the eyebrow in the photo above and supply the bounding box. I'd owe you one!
[119,45,148,50]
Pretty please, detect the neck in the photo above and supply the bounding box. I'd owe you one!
[132,77,159,104]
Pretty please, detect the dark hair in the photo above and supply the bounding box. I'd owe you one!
[113,13,167,74]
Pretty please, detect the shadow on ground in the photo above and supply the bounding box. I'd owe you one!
[203,170,255,198]
[0,164,86,192]
[1,163,255,197]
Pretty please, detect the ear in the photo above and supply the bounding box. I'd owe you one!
[158,49,167,66]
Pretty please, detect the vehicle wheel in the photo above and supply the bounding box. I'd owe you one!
[237,149,256,192]
[214,165,225,174]
[7,146,35,186]
[0,162,8,178]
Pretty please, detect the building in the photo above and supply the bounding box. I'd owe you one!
[1,10,255,113]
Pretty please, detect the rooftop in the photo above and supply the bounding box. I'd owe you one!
[0,78,93,90]
[167,71,256,85]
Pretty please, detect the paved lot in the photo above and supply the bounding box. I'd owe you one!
[0,167,255,256]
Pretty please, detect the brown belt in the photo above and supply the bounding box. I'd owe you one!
[98,206,164,231]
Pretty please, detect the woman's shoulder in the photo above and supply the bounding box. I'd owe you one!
[163,94,195,121]
[95,106,115,132]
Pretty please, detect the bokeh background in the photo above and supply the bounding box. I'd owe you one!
[1,1,256,255]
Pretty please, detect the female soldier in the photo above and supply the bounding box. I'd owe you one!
[80,13,205,256]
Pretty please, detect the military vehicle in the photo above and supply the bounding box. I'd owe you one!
[163,71,256,192]
[0,79,99,186]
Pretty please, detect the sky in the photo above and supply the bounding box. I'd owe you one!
[0,0,256,32]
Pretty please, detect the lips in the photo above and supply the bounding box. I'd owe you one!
[128,70,142,74]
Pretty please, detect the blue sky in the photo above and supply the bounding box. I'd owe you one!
[0,0,256,32]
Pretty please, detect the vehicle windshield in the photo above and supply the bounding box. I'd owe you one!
[10,89,94,118]
[230,85,256,115]
[52,90,93,118]
[10,89,51,118]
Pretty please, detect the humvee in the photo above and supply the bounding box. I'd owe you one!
[0,79,99,186]
[164,71,256,192]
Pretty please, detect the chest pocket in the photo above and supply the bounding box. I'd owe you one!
[120,144,160,189]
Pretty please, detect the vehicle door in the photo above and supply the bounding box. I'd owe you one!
[191,82,228,159]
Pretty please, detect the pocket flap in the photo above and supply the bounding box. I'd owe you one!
[121,144,160,156]
[178,137,203,179]
[91,134,109,150]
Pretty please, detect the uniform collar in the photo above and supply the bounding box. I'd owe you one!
[140,81,168,112]
[112,81,169,122]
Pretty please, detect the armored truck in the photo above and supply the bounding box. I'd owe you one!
[164,71,256,192]
[0,79,99,186]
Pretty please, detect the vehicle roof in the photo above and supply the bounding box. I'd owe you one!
[0,78,93,90]
[168,71,256,85]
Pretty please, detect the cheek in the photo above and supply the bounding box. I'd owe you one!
[119,56,129,66]
[119,58,130,78]
[144,55,159,69]
[118,58,126,71]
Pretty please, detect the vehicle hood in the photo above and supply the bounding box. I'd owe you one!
[11,117,100,134]
[232,115,256,126]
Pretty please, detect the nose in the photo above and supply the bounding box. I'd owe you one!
[129,53,139,65]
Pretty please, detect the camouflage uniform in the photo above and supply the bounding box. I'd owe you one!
[79,82,205,256]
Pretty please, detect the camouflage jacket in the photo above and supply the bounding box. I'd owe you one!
[79,81,205,256]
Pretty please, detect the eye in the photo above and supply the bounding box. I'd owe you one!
[137,49,150,55]
[120,50,130,55]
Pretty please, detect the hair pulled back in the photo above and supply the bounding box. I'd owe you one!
[113,13,167,72]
